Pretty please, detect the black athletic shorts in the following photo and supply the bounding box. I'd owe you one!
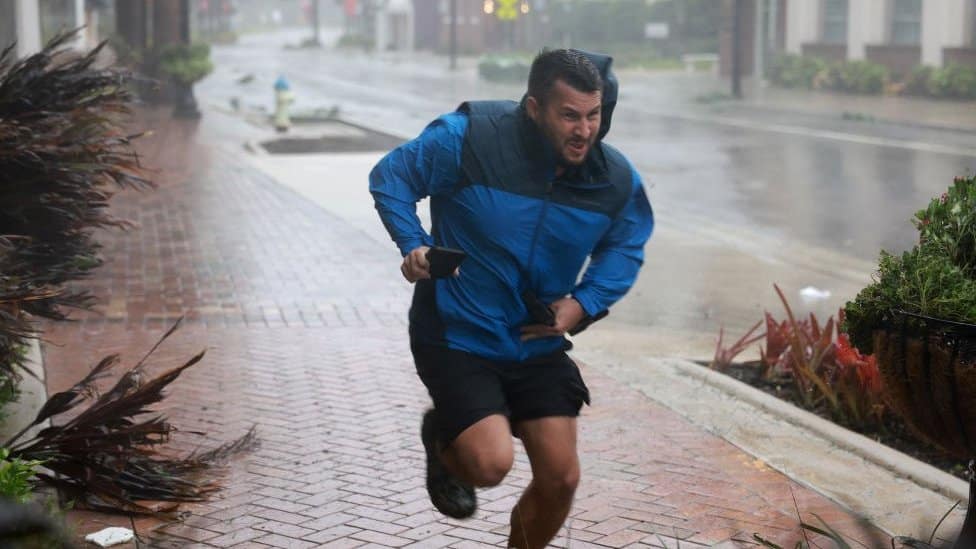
[412,343,591,447]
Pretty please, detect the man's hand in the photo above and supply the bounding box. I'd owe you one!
[520,297,586,341]
[401,246,431,283]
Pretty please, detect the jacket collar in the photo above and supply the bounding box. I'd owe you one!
[515,106,608,185]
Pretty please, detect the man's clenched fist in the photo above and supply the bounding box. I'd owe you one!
[401,246,431,283]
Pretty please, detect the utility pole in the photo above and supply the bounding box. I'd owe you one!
[731,0,743,98]
[115,0,147,51]
[449,0,457,70]
[312,0,322,46]
[180,0,191,44]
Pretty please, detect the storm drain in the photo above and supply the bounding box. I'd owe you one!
[258,120,404,154]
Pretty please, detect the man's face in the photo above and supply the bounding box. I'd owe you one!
[527,79,602,167]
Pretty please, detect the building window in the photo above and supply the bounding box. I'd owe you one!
[39,0,78,45]
[822,0,848,44]
[890,0,921,45]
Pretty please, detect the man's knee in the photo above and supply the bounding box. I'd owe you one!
[447,414,514,487]
[462,447,513,487]
[537,462,580,502]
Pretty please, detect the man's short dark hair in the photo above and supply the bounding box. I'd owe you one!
[527,49,603,105]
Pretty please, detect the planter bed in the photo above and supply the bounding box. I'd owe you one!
[698,360,971,482]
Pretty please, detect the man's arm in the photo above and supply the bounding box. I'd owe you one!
[572,167,654,319]
[520,167,653,341]
[369,113,467,280]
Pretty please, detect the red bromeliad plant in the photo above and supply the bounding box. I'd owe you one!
[712,284,886,430]
[709,319,763,372]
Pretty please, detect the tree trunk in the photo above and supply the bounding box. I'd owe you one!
[153,0,184,50]
[115,0,147,50]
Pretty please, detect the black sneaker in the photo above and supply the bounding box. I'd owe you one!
[421,409,477,519]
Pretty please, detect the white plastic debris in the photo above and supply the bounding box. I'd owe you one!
[84,527,134,547]
[799,286,832,302]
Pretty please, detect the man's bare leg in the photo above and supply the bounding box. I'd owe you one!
[439,414,515,488]
[508,417,579,549]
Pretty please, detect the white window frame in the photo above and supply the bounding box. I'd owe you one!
[889,0,922,46]
[821,0,848,44]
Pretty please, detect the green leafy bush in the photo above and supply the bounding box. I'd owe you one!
[902,65,934,96]
[158,43,214,85]
[0,448,42,504]
[770,55,976,100]
[915,175,976,273]
[478,55,531,83]
[336,33,371,50]
[769,54,828,89]
[927,64,976,99]
[824,59,888,94]
[845,175,976,351]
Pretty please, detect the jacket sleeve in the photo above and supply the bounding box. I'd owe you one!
[369,113,467,256]
[572,166,654,317]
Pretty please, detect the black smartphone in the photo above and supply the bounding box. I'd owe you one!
[521,289,556,327]
[426,246,467,279]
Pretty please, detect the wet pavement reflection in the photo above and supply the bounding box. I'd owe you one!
[195,29,976,358]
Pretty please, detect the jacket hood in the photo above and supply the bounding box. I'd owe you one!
[518,50,618,142]
[574,50,617,141]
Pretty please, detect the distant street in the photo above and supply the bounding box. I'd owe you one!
[196,29,976,359]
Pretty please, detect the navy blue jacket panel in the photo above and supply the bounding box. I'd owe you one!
[370,107,654,362]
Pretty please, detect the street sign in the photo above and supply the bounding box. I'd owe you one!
[644,22,669,39]
[496,0,518,20]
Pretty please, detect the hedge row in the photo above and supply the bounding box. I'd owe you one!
[770,54,976,99]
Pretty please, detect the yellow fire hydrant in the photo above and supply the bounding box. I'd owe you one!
[273,75,294,133]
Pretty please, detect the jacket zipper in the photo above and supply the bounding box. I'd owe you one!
[525,180,554,278]
[518,180,554,356]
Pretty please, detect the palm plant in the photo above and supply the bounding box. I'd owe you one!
[1,31,257,517]
[4,320,257,515]
[0,31,151,379]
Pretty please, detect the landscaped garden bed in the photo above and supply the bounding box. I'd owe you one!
[770,53,976,100]
[708,175,976,484]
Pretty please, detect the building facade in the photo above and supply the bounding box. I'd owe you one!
[790,0,976,76]
[1,0,104,59]
[722,0,976,78]
[414,0,548,54]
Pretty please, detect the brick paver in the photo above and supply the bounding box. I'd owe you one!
[41,109,885,548]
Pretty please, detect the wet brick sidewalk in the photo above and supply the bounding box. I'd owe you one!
[41,110,882,548]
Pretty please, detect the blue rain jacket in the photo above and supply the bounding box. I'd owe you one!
[370,57,653,362]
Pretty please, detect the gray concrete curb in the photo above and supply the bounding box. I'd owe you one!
[731,101,976,136]
[666,357,970,503]
[579,350,970,538]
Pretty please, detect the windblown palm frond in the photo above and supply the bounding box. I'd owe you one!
[4,320,258,515]
[0,30,152,379]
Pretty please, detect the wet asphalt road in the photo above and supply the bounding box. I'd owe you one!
[196,29,976,358]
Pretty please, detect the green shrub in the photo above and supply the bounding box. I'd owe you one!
[902,65,934,96]
[845,175,976,351]
[914,175,976,274]
[336,33,371,50]
[478,55,531,83]
[769,54,827,89]
[0,448,42,504]
[158,43,214,85]
[209,30,238,45]
[824,60,888,94]
[927,64,976,99]
[0,377,16,428]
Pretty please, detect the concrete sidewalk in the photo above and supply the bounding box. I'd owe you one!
[42,107,898,548]
[734,80,976,134]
